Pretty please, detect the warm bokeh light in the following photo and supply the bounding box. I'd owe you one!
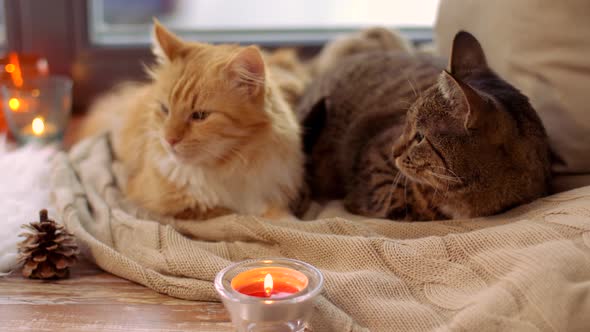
[5,63,15,73]
[8,98,20,111]
[8,52,23,87]
[264,273,273,296]
[32,117,45,135]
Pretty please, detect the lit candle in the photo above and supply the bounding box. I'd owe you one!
[1,54,70,143]
[21,116,58,137]
[8,52,24,87]
[215,258,324,332]
[231,267,308,299]
[32,116,45,135]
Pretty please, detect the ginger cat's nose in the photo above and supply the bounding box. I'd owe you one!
[166,137,180,146]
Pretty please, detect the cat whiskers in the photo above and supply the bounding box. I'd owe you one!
[427,166,464,185]
[428,170,463,183]
[227,147,248,165]
[386,171,403,208]
[195,144,247,166]
[403,72,422,99]
[396,100,414,109]
[145,131,169,150]
[430,165,463,181]
[407,78,419,99]
[426,170,461,204]
[385,135,406,209]
[178,142,221,161]
[420,170,450,207]
[404,176,409,219]
[145,130,161,141]
[422,175,439,201]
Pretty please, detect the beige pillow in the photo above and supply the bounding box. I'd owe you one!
[435,0,590,177]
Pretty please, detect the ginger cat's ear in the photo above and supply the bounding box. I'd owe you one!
[152,19,185,63]
[227,46,266,97]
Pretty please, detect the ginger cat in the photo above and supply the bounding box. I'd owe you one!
[80,22,304,220]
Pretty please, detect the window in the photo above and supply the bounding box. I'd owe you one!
[4,0,441,110]
[90,0,440,45]
[0,0,5,47]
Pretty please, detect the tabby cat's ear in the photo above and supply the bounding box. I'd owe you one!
[227,46,266,96]
[449,31,488,78]
[152,19,185,63]
[438,71,486,129]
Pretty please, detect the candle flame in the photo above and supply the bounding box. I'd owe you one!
[8,98,20,111]
[32,117,45,135]
[264,273,273,296]
[8,52,23,87]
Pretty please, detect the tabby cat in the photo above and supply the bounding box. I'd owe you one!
[298,31,551,221]
[310,26,413,77]
[80,21,304,220]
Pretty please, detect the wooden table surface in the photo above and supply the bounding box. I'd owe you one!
[0,258,233,332]
[0,116,233,332]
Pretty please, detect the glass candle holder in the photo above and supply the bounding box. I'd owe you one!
[0,52,50,133]
[1,76,72,145]
[215,258,324,332]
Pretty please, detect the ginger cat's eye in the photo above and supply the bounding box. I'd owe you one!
[191,111,210,121]
[160,103,169,115]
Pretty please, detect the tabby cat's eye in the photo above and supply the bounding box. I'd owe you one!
[160,103,169,115]
[414,132,424,143]
[191,111,210,121]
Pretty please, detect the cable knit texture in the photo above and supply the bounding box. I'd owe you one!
[51,135,590,332]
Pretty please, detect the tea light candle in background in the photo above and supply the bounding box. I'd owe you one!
[0,52,49,134]
[20,116,58,137]
[32,117,45,135]
[215,258,324,332]
[1,76,72,145]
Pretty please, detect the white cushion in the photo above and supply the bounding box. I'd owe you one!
[435,0,590,177]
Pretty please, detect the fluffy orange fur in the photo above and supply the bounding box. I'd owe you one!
[80,21,304,219]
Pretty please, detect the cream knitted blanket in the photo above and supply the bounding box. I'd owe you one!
[50,136,590,332]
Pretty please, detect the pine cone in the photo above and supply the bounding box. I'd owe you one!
[17,209,79,279]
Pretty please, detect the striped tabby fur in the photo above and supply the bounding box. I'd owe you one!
[299,31,551,221]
